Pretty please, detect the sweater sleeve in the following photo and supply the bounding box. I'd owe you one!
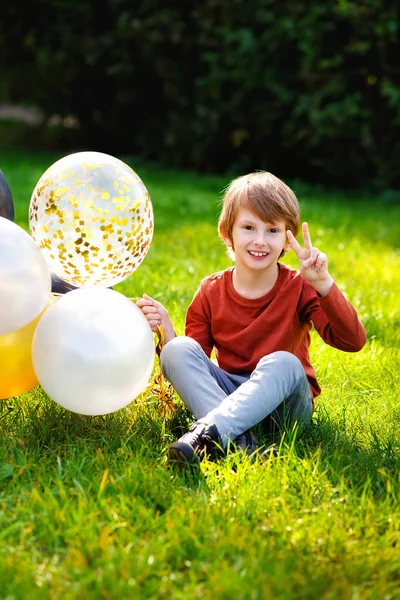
[301,281,367,352]
[185,282,214,357]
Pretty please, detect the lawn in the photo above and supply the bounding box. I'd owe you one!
[0,150,399,599]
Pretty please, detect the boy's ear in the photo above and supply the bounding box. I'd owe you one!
[220,229,233,248]
[223,235,233,248]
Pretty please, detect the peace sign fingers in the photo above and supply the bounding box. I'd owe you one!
[301,222,313,251]
[286,228,308,261]
[287,222,313,261]
[286,222,332,292]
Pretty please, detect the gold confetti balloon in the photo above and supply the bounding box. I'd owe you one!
[29,151,154,287]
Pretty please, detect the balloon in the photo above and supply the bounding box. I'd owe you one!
[0,217,52,335]
[0,296,55,399]
[29,151,154,288]
[50,272,113,295]
[32,287,155,415]
[0,169,14,221]
[51,272,78,295]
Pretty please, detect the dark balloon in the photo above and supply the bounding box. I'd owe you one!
[51,273,78,294]
[0,169,15,221]
[51,273,113,294]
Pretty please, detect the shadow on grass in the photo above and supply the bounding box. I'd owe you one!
[293,406,400,494]
[1,388,399,497]
[0,386,194,462]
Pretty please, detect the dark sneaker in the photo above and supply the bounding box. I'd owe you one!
[233,429,259,462]
[168,422,221,467]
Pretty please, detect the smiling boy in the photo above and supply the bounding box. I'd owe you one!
[137,171,366,467]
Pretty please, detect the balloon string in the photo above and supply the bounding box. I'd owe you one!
[152,324,177,418]
[129,298,177,419]
[155,323,165,356]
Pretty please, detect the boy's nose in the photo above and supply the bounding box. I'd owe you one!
[254,234,266,246]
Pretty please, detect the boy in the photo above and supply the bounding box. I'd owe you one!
[137,172,366,467]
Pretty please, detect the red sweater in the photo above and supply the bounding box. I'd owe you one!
[185,264,366,400]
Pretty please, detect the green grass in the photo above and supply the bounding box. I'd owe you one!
[1,150,400,599]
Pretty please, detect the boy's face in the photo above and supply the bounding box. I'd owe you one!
[223,208,290,272]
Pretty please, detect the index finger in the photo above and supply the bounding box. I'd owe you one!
[286,229,303,254]
[302,222,312,250]
[136,296,153,307]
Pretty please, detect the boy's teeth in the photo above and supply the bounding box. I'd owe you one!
[250,251,266,257]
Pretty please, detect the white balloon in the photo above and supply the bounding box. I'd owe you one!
[0,217,51,335]
[32,287,155,415]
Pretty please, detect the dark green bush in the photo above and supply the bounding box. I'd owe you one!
[1,0,399,188]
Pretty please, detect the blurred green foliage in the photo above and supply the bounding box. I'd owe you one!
[1,0,400,189]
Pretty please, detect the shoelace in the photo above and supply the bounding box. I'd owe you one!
[180,425,203,445]
[183,426,215,457]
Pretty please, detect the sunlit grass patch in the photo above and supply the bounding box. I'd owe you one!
[0,150,399,599]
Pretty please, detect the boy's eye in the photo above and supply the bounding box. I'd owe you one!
[243,225,253,230]
[270,228,279,233]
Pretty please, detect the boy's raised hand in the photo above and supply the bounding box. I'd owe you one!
[287,223,334,297]
[136,294,177,343]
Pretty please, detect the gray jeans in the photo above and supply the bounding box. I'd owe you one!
[161,336,313,448]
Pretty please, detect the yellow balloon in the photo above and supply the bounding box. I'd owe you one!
[0,296,55,399]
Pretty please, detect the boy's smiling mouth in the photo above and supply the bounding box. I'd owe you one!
[248,250,268,258]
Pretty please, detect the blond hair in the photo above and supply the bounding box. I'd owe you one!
[218,171,300,243]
